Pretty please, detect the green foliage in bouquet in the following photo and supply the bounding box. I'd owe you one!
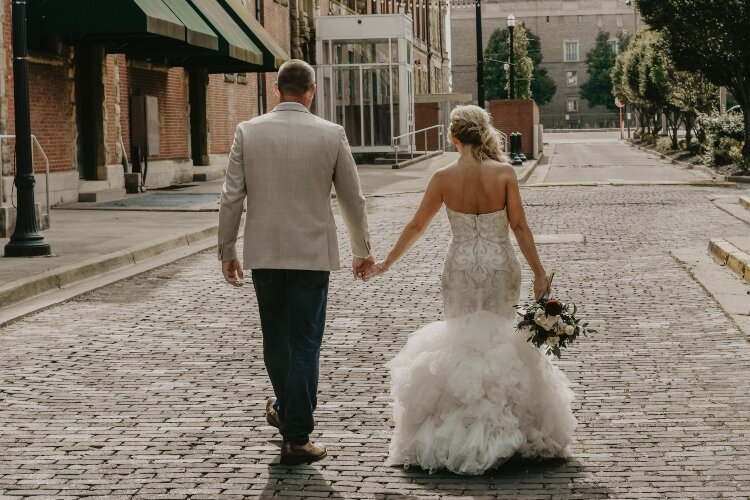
[515,298,596,359]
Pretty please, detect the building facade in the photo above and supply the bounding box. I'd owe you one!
[450,0,638,128]
[1,0,289,207]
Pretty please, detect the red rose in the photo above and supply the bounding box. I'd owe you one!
[544,298,564,316]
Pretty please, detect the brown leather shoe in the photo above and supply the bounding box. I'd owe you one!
[266,397,284,431]
[280,441,327,465]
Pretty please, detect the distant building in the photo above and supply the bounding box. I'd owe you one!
[450,0,638,129]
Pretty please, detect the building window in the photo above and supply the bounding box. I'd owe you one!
[546,15,550,22]
[577,15,583,25]
[609,39,619,54]
[567,97,579,112]
[616,15,623,27]
[564,41,579,62]
[597,14,603,27]
[566,71,578,86]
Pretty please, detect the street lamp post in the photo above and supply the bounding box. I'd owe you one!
[475,0,484,109]
[507,14,516,100]
[4,0,51,257]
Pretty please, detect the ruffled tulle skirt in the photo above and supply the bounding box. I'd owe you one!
[386,310,576,475]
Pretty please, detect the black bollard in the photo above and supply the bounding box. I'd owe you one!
[517,132,527,162]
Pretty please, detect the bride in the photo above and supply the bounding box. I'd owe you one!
[363,105,576,475]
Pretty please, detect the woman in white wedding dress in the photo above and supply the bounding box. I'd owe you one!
[363,105,576,475]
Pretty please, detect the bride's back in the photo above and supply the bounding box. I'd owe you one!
[439,157,514,215]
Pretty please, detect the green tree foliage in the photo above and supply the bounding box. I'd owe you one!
[483,28,509,101]
[637,0,750,163]
[526,30,556,105]
[506,24,534,100]
[483,25,554,104]
[612,29,718,149]
[580,31,618,110]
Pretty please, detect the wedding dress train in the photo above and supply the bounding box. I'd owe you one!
[386,207,576,475]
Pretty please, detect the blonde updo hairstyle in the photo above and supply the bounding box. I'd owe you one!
[447,105,508,163]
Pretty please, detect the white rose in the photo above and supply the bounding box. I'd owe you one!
[534,311,560,331]
[545,336,560,346]
[565,325,575,335]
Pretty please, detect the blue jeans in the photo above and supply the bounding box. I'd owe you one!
[251,269,330,444]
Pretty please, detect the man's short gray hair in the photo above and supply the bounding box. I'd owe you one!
[277,59,316,97]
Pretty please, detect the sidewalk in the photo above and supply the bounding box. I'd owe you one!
[0,154,461,320]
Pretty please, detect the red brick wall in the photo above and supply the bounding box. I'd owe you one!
[4,1,76,175]
[207,74,257,155]
[26,61,76,173]
[488,99,539,158]
[414,102,440,151]
[124,66,189,161]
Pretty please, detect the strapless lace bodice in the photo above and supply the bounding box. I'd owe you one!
[441,207,521,319]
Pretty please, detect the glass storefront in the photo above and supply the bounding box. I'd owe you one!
[315,15,414,153]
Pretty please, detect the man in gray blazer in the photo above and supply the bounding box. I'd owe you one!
[217,60,374,465]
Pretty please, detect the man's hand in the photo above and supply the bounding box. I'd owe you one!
[222,259,245,287]
[352,255,375,280]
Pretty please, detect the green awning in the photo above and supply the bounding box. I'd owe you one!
[218,0,288,70]
[186,0,263,67]
[28,0,284,74]
[28,0,218,51]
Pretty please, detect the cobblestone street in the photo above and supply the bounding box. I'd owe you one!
[2,180,750,498]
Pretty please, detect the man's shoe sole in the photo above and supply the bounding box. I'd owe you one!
[279,450,327,465]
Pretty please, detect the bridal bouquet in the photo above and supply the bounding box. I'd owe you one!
[515,289,595,358]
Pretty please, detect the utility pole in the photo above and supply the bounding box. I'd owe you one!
[4,0,51,257]
[475,0,484,109]
[508,14,516,100]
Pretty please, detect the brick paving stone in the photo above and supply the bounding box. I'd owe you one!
[1,185,750,498]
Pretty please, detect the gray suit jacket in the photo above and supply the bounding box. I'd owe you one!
[217,102,371,271]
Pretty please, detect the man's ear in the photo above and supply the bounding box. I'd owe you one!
[273,82,281,99]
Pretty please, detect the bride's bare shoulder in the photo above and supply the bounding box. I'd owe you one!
[484,159,517,177]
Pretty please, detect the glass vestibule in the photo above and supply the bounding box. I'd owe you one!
[315,15,414,153]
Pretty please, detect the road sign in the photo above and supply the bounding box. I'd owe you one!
[615,97,625,109]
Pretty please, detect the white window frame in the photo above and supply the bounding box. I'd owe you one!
[567,97,579,112]
[616,15,623,27]
[566,71,578,87]
[564,40,579,62]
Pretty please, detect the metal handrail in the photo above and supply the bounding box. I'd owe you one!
[328,0,356,15]
[391,124,446,161]
[497,130,509,153]
[0,135,51,220]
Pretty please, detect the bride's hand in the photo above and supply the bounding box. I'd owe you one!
[363,261,389,282]
[534,274,550,300]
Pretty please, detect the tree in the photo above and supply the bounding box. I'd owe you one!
[637,0,750,163]
[483,25,555,104]
[581,31,618,110]
[483,28,509,101]
[506,24,533,100]
[526,30,556,105]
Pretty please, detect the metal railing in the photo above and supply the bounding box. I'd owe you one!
[391,124,446,161]
[497,130,509,153]
[0,135,51,220]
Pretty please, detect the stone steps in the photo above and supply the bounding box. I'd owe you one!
[740,195,750,211]
[78,188,127,203]
[709,237,750,284]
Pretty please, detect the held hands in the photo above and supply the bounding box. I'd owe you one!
[222,259,244,287]
[352,255,376,280]
[362,261,389,281]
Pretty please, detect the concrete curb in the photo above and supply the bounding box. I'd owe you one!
[392,150,444,169]
[517,153,543,184]
[740,195,750,210]
[709,238,750,283]
[0,225,218,309]
[626,141,722,180]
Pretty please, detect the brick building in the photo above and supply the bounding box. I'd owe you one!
[0,0,289,207]
[450,0,638,129]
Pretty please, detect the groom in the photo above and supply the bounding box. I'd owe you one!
[217,59,374,465]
